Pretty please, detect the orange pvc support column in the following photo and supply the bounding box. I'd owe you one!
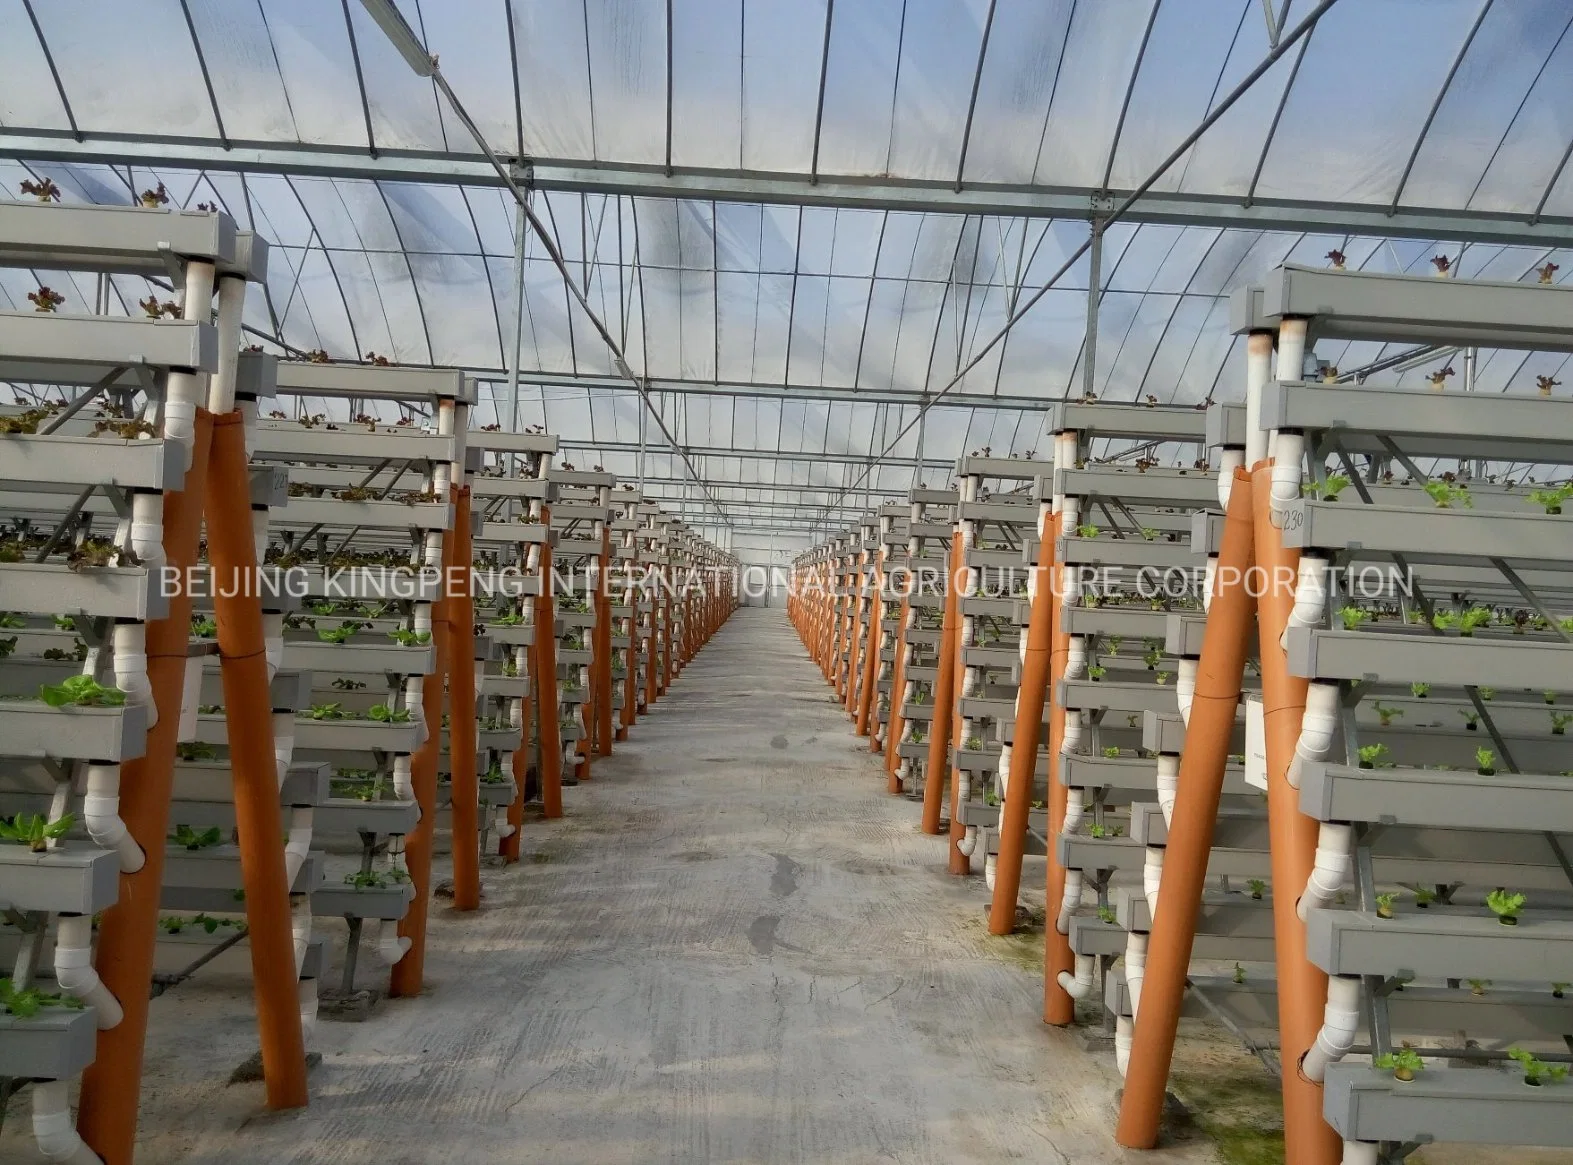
[77,413,213,1164]
[391,563,449,996]
[1252,467,1343,1165]
[855,550,883,737]
[205,412,309,1109]
[446,485,481,911]
[884,570,912,785]
[920,530,964,836]
[990,511,1058,932]
[660,594,674,693]
[533,505,565,818]
[843,553,865,717]
[1115,468,1256,1148]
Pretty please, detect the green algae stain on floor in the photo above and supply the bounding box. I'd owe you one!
[1171,1066,1285,1165]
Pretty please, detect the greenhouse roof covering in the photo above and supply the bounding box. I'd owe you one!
[4,0,1573,536]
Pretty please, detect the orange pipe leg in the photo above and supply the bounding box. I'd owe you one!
[77,413,213,1164]
[391,571,448,996]
[1115,468,1256,1147]
[446,486,481,912]
[991,513,1057,932]
[920,531,964,835]
[1252,467,1343,1165]
[205,412,308,1109]
[855,551,883,737]
[594,537,614,757]
[534,509,564,818]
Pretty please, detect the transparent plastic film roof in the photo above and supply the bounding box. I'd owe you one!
[4,0,1573,535]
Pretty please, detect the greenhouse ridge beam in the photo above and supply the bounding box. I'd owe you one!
[4,132,1573,249]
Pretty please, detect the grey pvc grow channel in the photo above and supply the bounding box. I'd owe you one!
[1322,1060,1573,1149]
[1285,626,1573,690]
[0,433,185,491]
[311,881,416,922]
[1234,262,1573,352]
[0,312,215,385]
[281,640,435,677]
[0,1008,101,1081]
[1048,400,1209,443]
[1298,761,1573,833]
[1,561,168,622]
[0,845,119,915]
[1306,909,1573,982]
[0,701,148,763]
[1281,499,1573,569]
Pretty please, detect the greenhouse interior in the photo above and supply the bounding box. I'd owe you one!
[2,1,1573,1163]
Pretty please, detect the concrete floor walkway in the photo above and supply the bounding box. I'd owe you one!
[34,608,1223,1164]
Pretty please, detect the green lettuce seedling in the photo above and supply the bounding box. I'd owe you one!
[1487,888,1525,925]
[1374,1048,1424,1082]
[0,813,75,852]
[1507,1047,1568,1086]
[38,675,126,707]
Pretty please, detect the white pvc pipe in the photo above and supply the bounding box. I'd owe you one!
[297,976,320,1044]
[111,622,153,725]
[1203,557,1218,613]
[208,272,246,414]
[1061,712,1083,755]
[1155,754,1180,827]
[251,506,269,570]
[493,805,516,839]
[31,1079,103,1165]
[291,894,312,975]
[1065,635,1087,679]
[1302,975,1363,1083]
[55,914,122,1028]
[1143,847,1164,920]
[1297,822,1354,922]
[263,610,284,679]
[1341,1141,1379,1165]
[283,807,312,886]
[1114,1015,1133,1078]
[1055,868,1083,934]
[83,763,143,874]
[393,754,414,800]
[983,852,997,891]
[1175,660,1196,727]
[1244,332,1275,469]
[1057,952,1097,999]
[1124,931,1148,1018]
[996,743,1012,798]
[1288,681,1341,789]
[1061,787,1085,835]
[1270,432,1306,527]
[1286,554,1329,641]
[271,711,295,787]
[1217,448,1245,509]
[128,491,165,571]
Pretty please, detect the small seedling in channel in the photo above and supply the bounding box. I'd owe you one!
[1410,682,1430,698]
[1507,1047,1568,1086]
[1096,906,1117,925]
[1458,709,1480,732]
[317,624,357,644]
[1552,713,1573,736]
[1232,963,1247,985]
[1155,670,1172,686]
[368,704,412,724]
[1410,886,1436,908]
[1468,978,1492,996]
[1339,606,1372,631]
[1487,888,1525,925]
[1103,746,1121,759]
[1143,647,1161,669]
[1476,746,1496,775]
[1087,665,1106,681]
[1076,524,1099,539]
[1247,879,1266,900]
[1530,484,1573,515]
[965,735,983,751]
[38,676,126,707]
[1374,1048,1424,1082]
[1317,474,1351,501]
[1372,702,1402,727]
[1553,983,1569,999]
[1358,743,1389,769]
[1375,892,1397,919]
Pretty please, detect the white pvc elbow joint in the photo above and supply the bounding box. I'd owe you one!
[1301,975,1363,1083]
[494,806,517,839]
[1124,931,1148,1018]
[111,622,154,725]
[1061,712,1084,756]
[375,919,413,965]
[1057,953,1097,999]
[1286,555,1329,643]
[957,825,979,857]
[32,1079,103,1165]
[1061,787,1085,835]
[1341,1141,1379,1165]
[1143,847,1165,920]
[1217,448,1245,509]
[1155,755,1180,828]
[129,491,165,571]
[1288,681,1341,789]
[83,763,143,874]
[1176,659,1197,726]
[1297,822,1353,923]
[284,808,313,886]
[55,914,123,1029]
[1065,636,1087,679]
[983,852,997,891]
[1056,869,1083,935]
[1269,432,1306,527]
